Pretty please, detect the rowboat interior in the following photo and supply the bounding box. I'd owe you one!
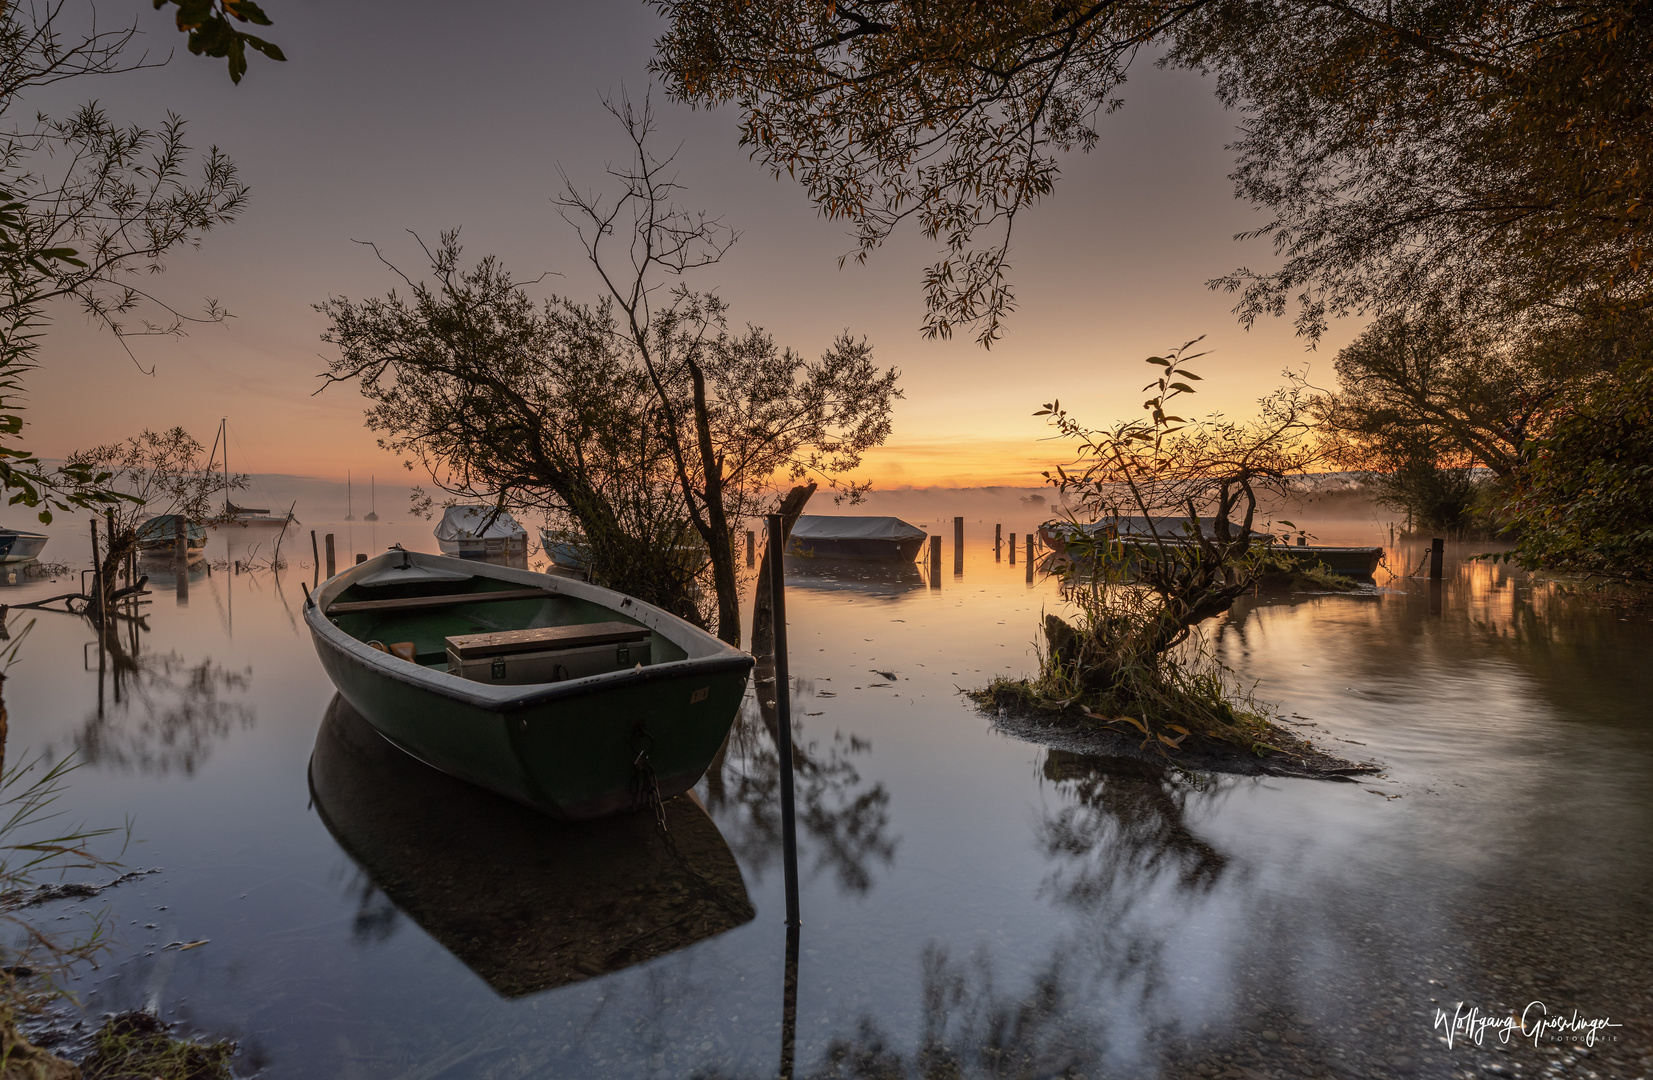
[321,555,690,679]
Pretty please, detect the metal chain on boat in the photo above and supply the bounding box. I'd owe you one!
[629,721,756,925]
[630,722,668,833]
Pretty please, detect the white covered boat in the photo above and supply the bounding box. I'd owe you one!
[436,506,529,561]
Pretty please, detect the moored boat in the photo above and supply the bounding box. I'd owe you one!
[537,527,592,573]
[303,549,754,820]
[135,514,208,561]
[0,528,48,565]
[309,694,754,997]
[436,505,529,562]
[1039,518,1383,576]
[788,515,927,562]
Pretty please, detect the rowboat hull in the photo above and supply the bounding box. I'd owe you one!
[305,551,753,820]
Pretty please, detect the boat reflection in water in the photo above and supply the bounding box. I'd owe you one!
[308,695,756,998]
[781,554,926,595]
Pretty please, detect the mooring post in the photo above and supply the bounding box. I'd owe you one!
[310,530,320,586]
[173,515,189,605]
[746,529,755,568]
[953,516,964,575]
[928,535,942,587]
[994,523,1002,560]
[765,513,802,929]
[325,533,336,578]
[1008,533,1017,565]
[1429,537,1444,580]
[1026,534,1035,582]
[88,517,103,626]
[355,553,367,565]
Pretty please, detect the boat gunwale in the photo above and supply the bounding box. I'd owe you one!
[304,550,752,713]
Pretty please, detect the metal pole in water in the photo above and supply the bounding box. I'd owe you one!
[1429,537,1444,580]
[953,516,964,575]
[325,533,336,579]
[765,513,802,929]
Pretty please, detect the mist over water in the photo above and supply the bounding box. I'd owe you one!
[0,501,1646,1077]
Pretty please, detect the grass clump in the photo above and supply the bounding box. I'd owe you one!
[80,1011,234,1080]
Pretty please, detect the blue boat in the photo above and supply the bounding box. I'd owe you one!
[0,528,48,565]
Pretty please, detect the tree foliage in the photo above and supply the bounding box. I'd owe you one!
[0,2,254,521]
[154,0,286,83]
[652,0,1653,344]
[319,226,899,641]
[1500,360,1653,583]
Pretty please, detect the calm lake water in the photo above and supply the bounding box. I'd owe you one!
[3,514,1649,1079]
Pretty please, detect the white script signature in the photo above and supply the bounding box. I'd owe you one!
[1433,1001,1622,1049]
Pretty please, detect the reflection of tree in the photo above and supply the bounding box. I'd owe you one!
[704,666,897,895]
[1037,750,1228,906]
[801,945,1103,1080]
[73,619,254,774]
[761,753,1236,1080]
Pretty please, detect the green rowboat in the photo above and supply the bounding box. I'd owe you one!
[304,549,753,819]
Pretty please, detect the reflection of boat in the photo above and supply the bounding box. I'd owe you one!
[135,515,208,561]
[436,506,528,561]
[782,554,926,593]
[304,549,754,819]
[0,528,48,565]
[789,516,927,561]
[309,695,754,998]
[364,476,379,522]
[1039,518,1383,576]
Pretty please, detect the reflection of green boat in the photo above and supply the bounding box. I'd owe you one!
[309,695,754,997]
[304,549,753,820]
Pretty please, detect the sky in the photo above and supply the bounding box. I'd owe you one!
[28,0,1364,490]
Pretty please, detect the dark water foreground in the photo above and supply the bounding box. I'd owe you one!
[2,523,1649,1079]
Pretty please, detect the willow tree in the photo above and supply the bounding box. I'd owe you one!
[320,119,901,644]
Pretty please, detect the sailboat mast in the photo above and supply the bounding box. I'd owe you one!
[222,418,229,515]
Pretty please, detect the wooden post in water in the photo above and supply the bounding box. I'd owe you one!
[88,518,103,627]
[1026,534,1034,582]
[953,516,964,575]
[325,533,336,578]
[173,515,189,605]
[994,523,1002,560]
[310,530,320,587]
[745,529,755,568]
[765,513,802,929]
[356,553,367,565]
[928,535,942,587]
[1008,533,1017,565]
[1429,537,1444,580]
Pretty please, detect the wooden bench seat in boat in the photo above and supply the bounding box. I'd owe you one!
[445,621,652,686]
[326,587,559,616]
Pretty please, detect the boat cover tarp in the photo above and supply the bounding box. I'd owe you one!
[1057,516,1258,541]
[436,506,527,542]
[791,516,927,542]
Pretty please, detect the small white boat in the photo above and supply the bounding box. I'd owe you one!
[436,506,528,561]
[0,528,48,565]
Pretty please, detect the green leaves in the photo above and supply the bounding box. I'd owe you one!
[154,0,286,83]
